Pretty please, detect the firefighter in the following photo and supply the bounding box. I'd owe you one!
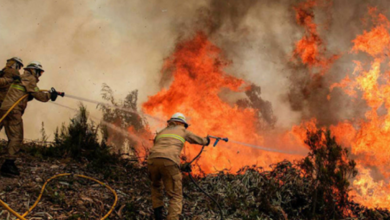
[0,57,24,106]
[147,113,210,220]
[0,57,24,156]
[0,61,59,176]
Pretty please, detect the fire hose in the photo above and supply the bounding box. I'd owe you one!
[183,136,228,220]
[0,88,118,220]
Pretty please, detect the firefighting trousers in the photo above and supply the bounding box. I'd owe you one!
[0,110,23,159]
[148,158,183,220]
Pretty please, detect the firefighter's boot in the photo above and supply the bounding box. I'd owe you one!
[1,159,20,176]
[154,206,163,220]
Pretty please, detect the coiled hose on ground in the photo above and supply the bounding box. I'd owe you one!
[0,93,118,220]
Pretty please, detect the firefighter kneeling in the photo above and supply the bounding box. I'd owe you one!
[147,113,210,220]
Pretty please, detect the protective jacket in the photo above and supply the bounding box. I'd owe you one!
[0,70,50,113]
[0,67,20,104]
[148,124,209,166]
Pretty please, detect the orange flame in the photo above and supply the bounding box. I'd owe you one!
[329,8,390,209]
[135,2,390,210]
[293,0,339,74]
[143,32,302,174]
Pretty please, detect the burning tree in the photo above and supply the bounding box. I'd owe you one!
[299,129,358,219]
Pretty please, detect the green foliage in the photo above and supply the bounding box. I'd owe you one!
[27,104,118,171]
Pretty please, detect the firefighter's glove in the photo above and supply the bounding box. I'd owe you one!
[49,87,58,101]
[28,94,34,101]
[12,75,21,82]
[181,163,192,173]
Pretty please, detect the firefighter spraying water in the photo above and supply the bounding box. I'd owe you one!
[0,59,305,220]
[0,61,64,176]
[0,60,118,220]
[146,113,209,220]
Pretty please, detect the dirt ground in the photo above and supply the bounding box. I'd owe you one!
[0,154,150,220]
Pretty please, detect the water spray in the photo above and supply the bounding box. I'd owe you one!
[208,136,306,155]
[51,103,151,145]
[59,94,304,156]
[229,140,307,156]
[63,94,164,122]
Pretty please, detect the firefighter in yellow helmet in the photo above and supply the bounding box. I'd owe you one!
[147,113,210,220]
[0,61,60,176]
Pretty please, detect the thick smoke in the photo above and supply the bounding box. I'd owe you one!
[0,0,387,141]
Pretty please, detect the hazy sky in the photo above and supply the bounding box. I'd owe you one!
[0,0,385,140]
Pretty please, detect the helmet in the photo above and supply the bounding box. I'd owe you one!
[7,57,23,67]
[168,112,189,128]
[24,61,44,72]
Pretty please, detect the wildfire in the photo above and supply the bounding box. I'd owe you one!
[292,0,338,74]
[290,1,390,209]
[328,7,390,209]
[350,165,390,208]
[134,1,390,211]
[142,32,302,174]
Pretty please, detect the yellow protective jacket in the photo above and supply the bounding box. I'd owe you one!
[0,71,50,113]
[148,124,209,166]
[0,67,20,103]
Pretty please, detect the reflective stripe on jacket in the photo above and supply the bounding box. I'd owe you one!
[0,71,50,112]
[148,125,208,166]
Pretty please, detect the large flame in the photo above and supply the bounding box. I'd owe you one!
[143,33,302,174]
[329,8,390,209]
[138,2,390,210]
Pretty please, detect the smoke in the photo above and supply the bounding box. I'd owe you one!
[0,0,207,139]
[0,0,388,146]
[0,0,292,140]
[2,0,390,208]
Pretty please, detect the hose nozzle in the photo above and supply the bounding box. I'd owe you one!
[51,87,65,97]
[208,135,229,147]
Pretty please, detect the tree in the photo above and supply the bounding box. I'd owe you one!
[99,83,151,159]
[299,129,358,219]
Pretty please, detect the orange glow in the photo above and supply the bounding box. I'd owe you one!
[134,2,390,210]
[142,32,302,174]
[330,8,390,209]
[292,0,339,74]
[350,165,390,208]
[352,8,390,57]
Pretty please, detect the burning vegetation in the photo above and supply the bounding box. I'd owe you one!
[2,108,388,219]
[2,0,390,219]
